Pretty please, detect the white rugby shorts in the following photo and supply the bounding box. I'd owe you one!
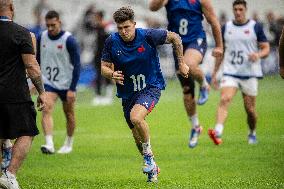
[220,76,258,96]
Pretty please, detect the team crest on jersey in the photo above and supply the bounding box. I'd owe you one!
[57,44,63,49]
[197,38,203,46]
[137,45,145,53]
[188,0,196,4]
[244,30,250,34]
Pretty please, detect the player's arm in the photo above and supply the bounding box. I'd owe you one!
[258,42,270,58]
[20,31,44,95]
[211,55,224,90]
[248,42,270,62]
[66,35,81,103]
[30,32,37,54]
[249,22,270,62]
[165,31,189,78]
[101,36,124,85]
[22,55,44,93]
[27,32,38,94]
[149,0,168,11]
[279,27,284,79]
[101,61,124,85]
[211,24,226,89]
[26,32,37,78]
[201,0,223,58]
[20,30,46,111]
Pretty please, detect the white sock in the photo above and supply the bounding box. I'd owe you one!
[5,170,16,179]
[3,139,13,148]
[249,130,256,136]
[105,85,113,98]
[142,140,152,155]
[189,114,199,128]
[202,76,208,88]
[45,135,54,147]
[215,123,224,136]
[64,136,73,147]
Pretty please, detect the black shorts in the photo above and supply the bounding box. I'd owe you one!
[0,102,39,139]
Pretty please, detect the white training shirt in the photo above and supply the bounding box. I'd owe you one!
[222,20,268,78]
[40,30,74,90]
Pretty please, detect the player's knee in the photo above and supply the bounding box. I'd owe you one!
[43,103,53,114]
[220,95,232,106]
[65,112,75,121]
[183,86,192,95]
[246,107,256,117]
[130,115,142,126]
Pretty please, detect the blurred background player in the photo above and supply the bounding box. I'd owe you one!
[209,0,270,145]
[149,0,223,148]
[91,10,114,106]
[38,10,80,154]
[101,7,189,182]
[279,26,284,78]
[28,0,50,38]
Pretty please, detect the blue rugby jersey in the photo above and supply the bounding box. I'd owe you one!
[101,28,167,99]
[165,0,206,43]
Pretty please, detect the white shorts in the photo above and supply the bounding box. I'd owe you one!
[220,76,258,96]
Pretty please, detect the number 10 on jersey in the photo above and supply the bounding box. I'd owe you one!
[130,74,146,91]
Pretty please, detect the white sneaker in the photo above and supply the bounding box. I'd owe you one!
[91,96,102,106]
[57,145,72,154]
[40,145,55,154]
[0,171,20,189]
[99,97,113,106]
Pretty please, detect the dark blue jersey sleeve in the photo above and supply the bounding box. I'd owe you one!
[254,22,268,43]
[145,29,167,47]
[101,36,113,62]
[221,24,226,44]
[66,35,81,91]
[36,34,41,65]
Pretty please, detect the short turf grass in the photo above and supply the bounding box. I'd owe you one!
[17,75,284,188]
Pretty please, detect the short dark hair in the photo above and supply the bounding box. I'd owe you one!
[233,0,247,8]
[96,10,104,19]
[113,7,134,24]
[45,10,60,20]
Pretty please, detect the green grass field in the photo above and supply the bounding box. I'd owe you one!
[18,75,284,189]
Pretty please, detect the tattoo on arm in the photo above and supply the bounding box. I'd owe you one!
[30,75,45,94]
[22,54,45,94]
[165,31,183,63]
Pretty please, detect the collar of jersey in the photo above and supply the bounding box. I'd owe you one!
[119,29,138,46]
[0,16,12,21]
[232,19,250,27]
[48,30,65,40]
